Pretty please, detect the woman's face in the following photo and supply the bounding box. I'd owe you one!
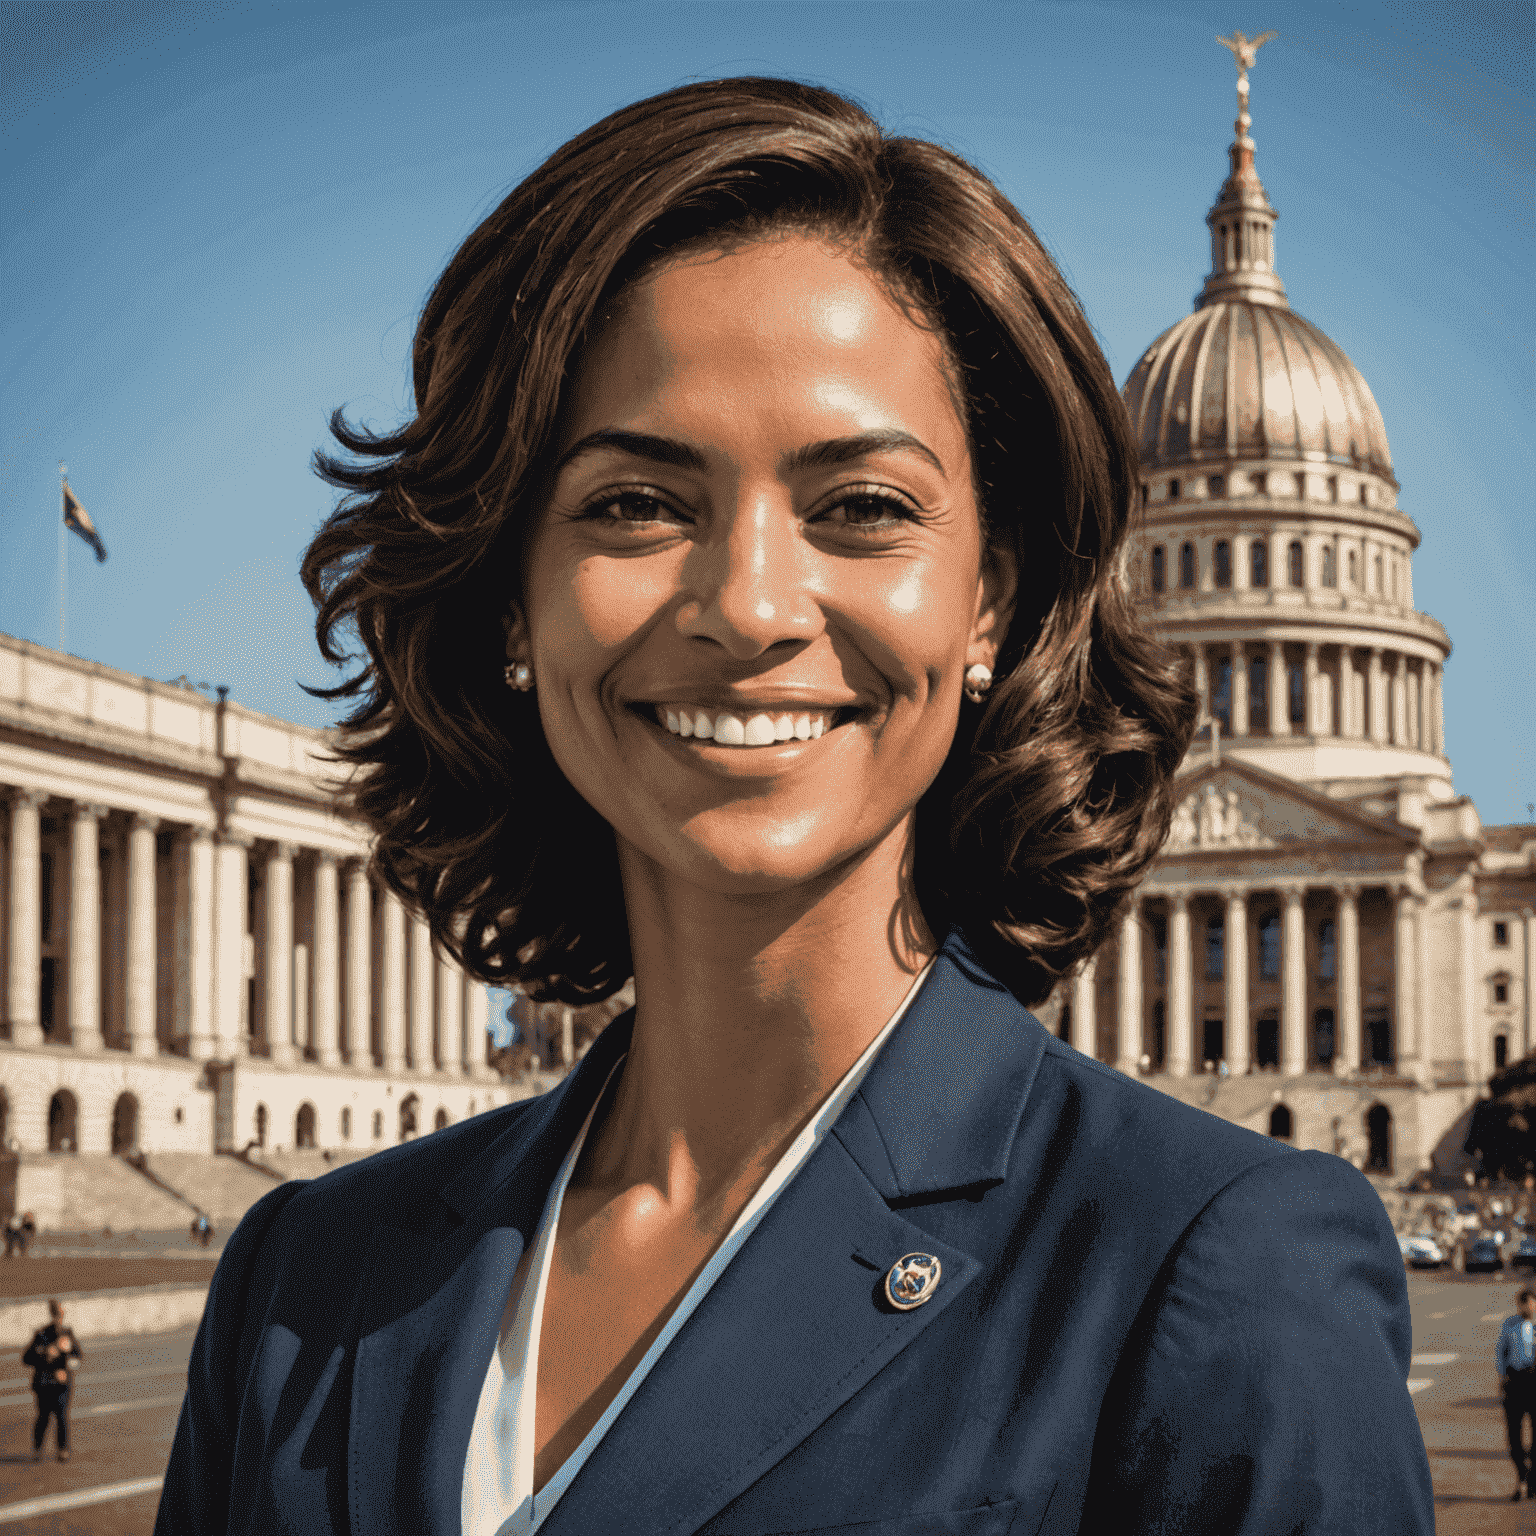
[519,234,1015,899]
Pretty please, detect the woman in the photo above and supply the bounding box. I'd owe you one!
[157,78,1432,1534]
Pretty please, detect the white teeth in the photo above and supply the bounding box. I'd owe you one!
[656,706,840,745]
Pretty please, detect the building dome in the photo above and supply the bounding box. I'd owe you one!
[1122,302,1394,479]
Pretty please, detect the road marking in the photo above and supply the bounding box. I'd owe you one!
[0,1476,163,1524]
[1427,1311,1448,1318]
[73,1392,183,1419]
[0,1364,186,1407]
[1412,1352,1459,1365]
[1407,1378,1433,1394]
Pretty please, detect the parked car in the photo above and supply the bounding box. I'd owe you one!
[1511,1236,1536,1273]
[1462,1236,1505,1274]
[1402,1235,1448,1269]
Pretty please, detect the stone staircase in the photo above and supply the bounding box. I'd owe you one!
[142,1152,291,1229]
[17,1153,194,1233]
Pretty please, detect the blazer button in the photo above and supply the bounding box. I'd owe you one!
[885,1252,942,1310]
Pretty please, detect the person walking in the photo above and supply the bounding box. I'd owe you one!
[3,1214,21,1258]
[22,1299,81,1463]
[1496,1287,1536,1500]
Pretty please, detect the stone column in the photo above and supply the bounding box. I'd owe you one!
[1231,642,1249,736]
[292,942,310,1059]
[180,827,216,1061]
[437,955,463,1074]
[379,889,407,1074]
[408,911,434,1074]
[1432,664,1446,756]
[1337,648,1355,738]
[1395,886,1417,1071]
[263,843,295,1065]
[343,861,372,1068]
[311,852,341,1068]
[1391,653,1408,745]
[1116,901,1142,1074]
[1192,644,1209,723]
[6,788,48,1047]
[1224,889,1250,1075]
[1336,885,1361,1075]
[1366,649,1385,744]
[1457,890,1477,1078]
[1267,642,1288,737]
[68,803,108,1052]
[464,976,492,1079]
[1168,893,1194,1077]
[1280,885,1307,1075]
[1304,642,1321,736]
[1070,955,1097,1059]
[125,813,159,1059]
[212,833,250,1060]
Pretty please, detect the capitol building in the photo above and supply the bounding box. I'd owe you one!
[0,63,1531,1206]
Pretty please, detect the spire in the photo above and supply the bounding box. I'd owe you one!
[1196,30,1288,310]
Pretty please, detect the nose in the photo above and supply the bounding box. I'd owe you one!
[676,487,820,660]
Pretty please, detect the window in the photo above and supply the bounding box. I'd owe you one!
[1179,541,1196,588]
[1318,921,1336,980]
[1288,540,1304,587]
[1168,478,1181,500]
[1269,1104,1293,1139]
[340,1107,351,1140]
[1373,554,1383,592]
[1494,921,1509,946]
[1359,483,1370,505]
[1321,545,1336,587]
[1494,981,1509,1004]
[434,1107,449,1131]
[1347,549,1357,585]
[1205,913,1224,980]
[1214,539,1232,588]
[1314,1008,1336,1065]
[372,1110,383,1139]
[1327,476,1339,503]
[1211,657,1232,730]
[1141,482,1149,509]
[1151,545,1166,592]
[1207,474,1225,497]
[1152,912,1167,986]
[1256,1011,1279,1068]
[1259,914,1280,979]
[40,851,53,942]
[1288,661,1306,725]
[1293,472,1306,499]
[1495,1035,1509,1069]
[1250,540,1268,587]
[1249,657,1268,731]
[1250,471,1267,495]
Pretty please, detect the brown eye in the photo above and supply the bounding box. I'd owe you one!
[814,489,921,530]
[579,490,687,526]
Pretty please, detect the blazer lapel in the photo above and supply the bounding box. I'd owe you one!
[347,1015,636,1536]
[541,931,1042,1535]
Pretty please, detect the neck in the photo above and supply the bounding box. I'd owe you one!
[589,813,935,1212]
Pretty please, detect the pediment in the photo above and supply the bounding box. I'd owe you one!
[1164,761,1414,853]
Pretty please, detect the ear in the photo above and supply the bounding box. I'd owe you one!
[502,605,529,663]
[968,538,1018,672]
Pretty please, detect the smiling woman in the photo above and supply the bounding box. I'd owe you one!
[157,78,1433,1536]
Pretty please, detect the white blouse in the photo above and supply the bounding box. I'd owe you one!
[460,959,936,1536]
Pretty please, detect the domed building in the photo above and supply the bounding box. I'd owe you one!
[1043,52,1535,1181]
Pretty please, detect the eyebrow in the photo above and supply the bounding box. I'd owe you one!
[552,427,946,478]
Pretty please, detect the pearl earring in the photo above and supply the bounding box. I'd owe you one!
[504,662,534,692]
[964,664,993,704]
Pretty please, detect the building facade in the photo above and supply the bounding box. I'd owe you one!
[0,633,516,1162]
[1042,65,1536,1176]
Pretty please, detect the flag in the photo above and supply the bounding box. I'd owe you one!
[62,480,107,563]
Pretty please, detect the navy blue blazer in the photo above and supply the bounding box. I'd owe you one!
[156,930,1433,1534]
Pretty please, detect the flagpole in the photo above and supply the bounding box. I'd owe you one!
[58,462,68,652]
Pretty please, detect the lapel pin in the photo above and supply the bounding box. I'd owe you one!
[885,1252,942,1311]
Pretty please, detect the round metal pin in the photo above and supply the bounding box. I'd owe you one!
[885,1252,942,1311]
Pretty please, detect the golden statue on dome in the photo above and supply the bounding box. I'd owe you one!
[1217,29,1277,110]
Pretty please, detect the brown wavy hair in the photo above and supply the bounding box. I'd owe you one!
[302,76,1196,1009]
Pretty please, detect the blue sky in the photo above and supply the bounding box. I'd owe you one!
[2,0,1532,826]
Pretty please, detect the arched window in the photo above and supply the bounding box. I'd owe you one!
[1347,549,1357,586]
[1366,1104,1393,1172]
[254,1103,268,1148]
[1151,545,1166,592]
[1492,975,1510,1005]
[434,1107,449,1131]
[1168,478,1181,500]
[1249,471,1267,495]
[1259,914,1281,980]
[1495,1034,1509,1069]
[47,1090,78,1153]
[399,1095,419,1142]
[1318,921,1336,980]
[1248,656,1268,731]
[1288,662,1306,726]
[1214,540,1232,588]
[295,1103,317,1150]
[1314,1008,1336,1065]
[1293,472,1306,499]
[1250,540,1268,587]
[1179,541,1195,588]
[1287,540,1304,587]
[372,1110,383,1139]
[1320,545,1336,587]
[1327,475,1339,502]
[1205,913,1224,980]
[111,1093,139,1155]
[1269,1104,1293,1139]
[1207,474,1225,497]
[340,1106,351,1140]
